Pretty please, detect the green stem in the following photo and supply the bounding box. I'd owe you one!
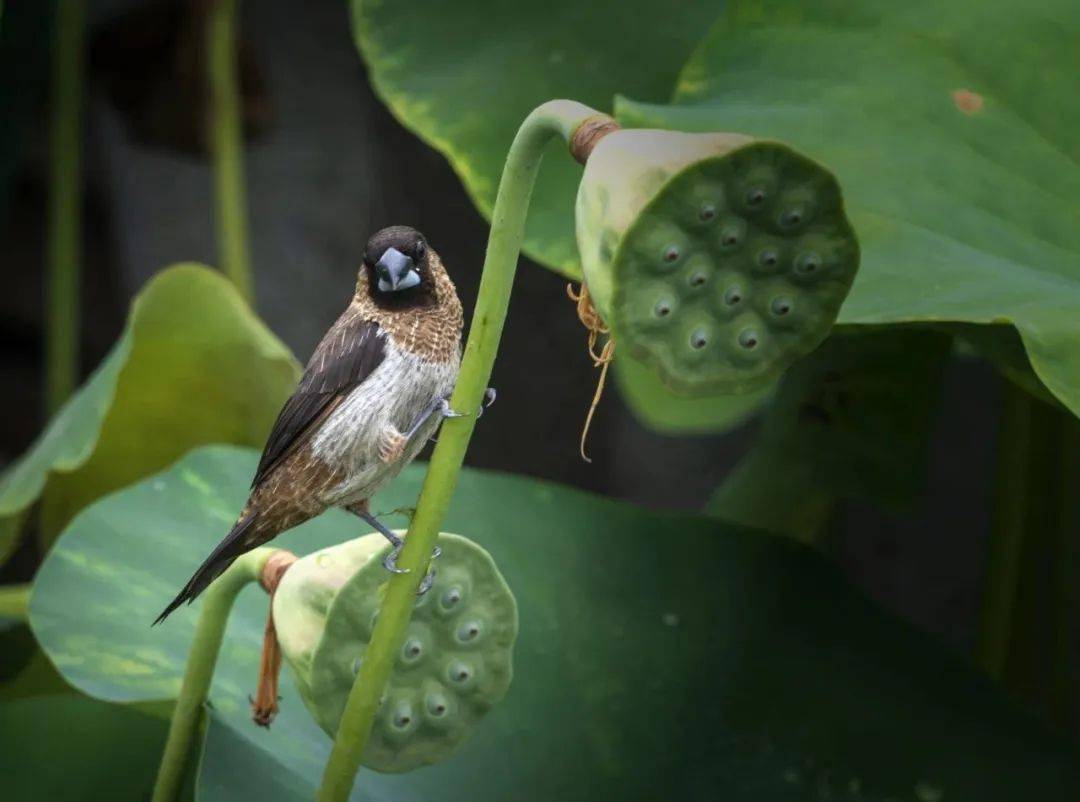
[976,380,1033,678]
[207,0,253,304]
[976,380,1075,727]
[45,0,86,415]
[315,99,600,802]
[151,548,275,802]
[0,583,31,620]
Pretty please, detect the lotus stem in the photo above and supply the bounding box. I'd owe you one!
[45,0,87,414]
[207,0,253,303]
[0,582,32,620]
[151,548,276,802]
[976,381,1035,679]
[975,381,1076,726]
[314,99,603,802]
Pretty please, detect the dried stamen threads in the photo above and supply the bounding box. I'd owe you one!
[567,282,615,463]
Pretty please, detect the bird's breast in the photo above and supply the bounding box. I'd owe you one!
[309,338,460,502]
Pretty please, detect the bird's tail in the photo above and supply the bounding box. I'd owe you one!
[153,512,260,626]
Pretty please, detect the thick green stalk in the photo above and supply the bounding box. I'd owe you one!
[45,0,86,414]
[315,100,600,802]
[152,548,275,802]
[207,0,253,303]
[976,381,1075,727]
[0,582,31,620]
[976,381,1033,678]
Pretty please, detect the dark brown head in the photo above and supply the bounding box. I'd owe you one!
[360,225,443,309]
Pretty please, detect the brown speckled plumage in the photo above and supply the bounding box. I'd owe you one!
[238,254,461,538]
[156,227,463,624]
[241,446,344,540]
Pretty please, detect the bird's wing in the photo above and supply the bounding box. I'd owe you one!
[251,312,386,488]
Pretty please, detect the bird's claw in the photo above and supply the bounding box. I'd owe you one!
[381,544,442,597]
[381,543,410,574]
[439,398,467,419]
[477,387,497,419]
[417,565,437,596]
[439,387,497,421]
[417,546,441,596]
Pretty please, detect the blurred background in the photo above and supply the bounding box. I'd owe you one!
[0,0,1019,693]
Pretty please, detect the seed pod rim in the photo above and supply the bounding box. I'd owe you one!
[602,138,860,395]
[275,532,518,773]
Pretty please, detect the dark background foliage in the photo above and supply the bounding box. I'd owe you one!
[0,0,1021,703]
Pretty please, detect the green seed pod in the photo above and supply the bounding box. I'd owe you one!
[575,129,859,393]
[272,532,517,773]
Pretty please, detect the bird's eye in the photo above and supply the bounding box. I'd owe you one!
[415,241,426,259]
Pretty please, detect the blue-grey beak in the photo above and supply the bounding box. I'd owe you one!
[375,247,421,292]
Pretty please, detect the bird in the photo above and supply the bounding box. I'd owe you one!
[155,225,486,625]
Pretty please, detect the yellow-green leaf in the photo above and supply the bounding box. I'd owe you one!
[618,0,1080,417]
[350,0,720,276]
[0,265,299,552]
[29,445,1080,801]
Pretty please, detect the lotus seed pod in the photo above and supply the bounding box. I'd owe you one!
[575,129,859,393]
[272,533,517,773]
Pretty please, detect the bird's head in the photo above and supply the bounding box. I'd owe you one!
[360,225,443,307]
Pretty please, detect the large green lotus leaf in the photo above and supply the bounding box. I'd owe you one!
[0,694,169,802]
[0,265,299,552]
[616,0,1080,417]
[350,0,720,276]
[29,446,1080,801]
[709,329,951,542]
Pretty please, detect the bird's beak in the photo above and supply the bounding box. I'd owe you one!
[375,247,421,292]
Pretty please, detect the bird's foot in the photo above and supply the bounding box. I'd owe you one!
[439,387,496,421]
[381,543,442,597]
[377,427,407,464]
[381,543,410,574]
[439,398,467,419]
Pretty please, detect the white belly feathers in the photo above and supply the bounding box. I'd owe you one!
[310,337,459,506]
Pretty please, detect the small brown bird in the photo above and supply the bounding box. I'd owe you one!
[156,226,485,624]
